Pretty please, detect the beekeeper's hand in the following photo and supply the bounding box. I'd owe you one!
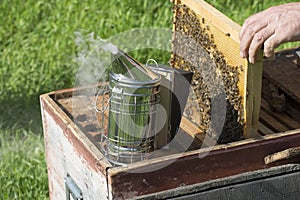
[239,2,300,63]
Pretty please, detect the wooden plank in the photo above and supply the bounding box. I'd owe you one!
[136,167,300,199]
[258,122,274,135]
[108,128,300,198]
[259,109,289,133]
[180,110,277,138]
[180,107,275,136]
[172,0,263,140]
[246,51,263,138]
[261,98,300,130]
[179,116,205,141]
[264,55,300,104]
[286,103,300,123]
[265,146,300,165]
[40,93,111,199]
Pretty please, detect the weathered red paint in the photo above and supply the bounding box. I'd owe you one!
[41,93,107,174]
[109,132,300,198]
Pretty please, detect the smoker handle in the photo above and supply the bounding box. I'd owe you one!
[264,146,300,165]
[65,174,83,200]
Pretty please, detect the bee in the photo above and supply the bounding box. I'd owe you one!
[239,65,244,72]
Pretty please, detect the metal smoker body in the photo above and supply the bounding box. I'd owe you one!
[100,50,161,165]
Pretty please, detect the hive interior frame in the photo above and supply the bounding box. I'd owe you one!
[171,0,263,140]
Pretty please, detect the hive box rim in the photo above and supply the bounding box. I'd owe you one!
[40,86,300,172]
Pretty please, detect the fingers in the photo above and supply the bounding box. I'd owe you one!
[239,2,300,63]
[239,12,263,41]
[247,27,275,63]
[239,12,277,63]
[239,17,268,60]
[263,32,285,60]
[243,29,281,63]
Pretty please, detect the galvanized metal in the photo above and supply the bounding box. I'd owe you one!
[100,49,161,165]
[65,174,83,200]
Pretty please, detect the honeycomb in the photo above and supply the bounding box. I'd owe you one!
[170,3,244,143]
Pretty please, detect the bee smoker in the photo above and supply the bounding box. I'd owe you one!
[98,49,161,165]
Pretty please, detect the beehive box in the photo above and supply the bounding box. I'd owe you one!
[41,49,300,200]
[41,0,300,199]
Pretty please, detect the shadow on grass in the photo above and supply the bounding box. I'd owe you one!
[0,95,50,199]
[0,95,43,135]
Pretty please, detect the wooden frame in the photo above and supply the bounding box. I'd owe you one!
[172,0,263,139]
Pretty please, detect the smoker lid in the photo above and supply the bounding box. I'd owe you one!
[110,49,160,85]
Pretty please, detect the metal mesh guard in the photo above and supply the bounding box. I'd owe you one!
[95,81,160,166]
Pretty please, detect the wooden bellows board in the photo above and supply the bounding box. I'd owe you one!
[171,0,263,143]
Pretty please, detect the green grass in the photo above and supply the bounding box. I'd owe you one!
[0,127,48,199]
[0,1,172,199]
[0,0,299,199]
[207,0,300,49]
